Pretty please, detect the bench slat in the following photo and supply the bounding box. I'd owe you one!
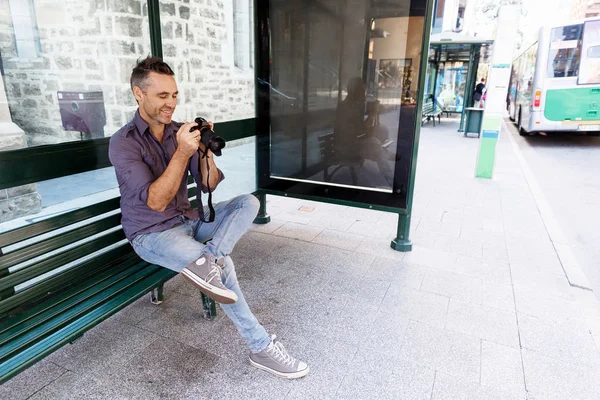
[0,230,126,293]
[0,214,122,271]
[0,264,162,362]
[0,198,121,249]
[0,260,149,347]
[0,252,140,335]
[0,245,134,317]
[0,266,176,384]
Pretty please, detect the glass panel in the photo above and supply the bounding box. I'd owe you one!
[547,24,583,78]
[157,1,257,200]
[159,0,256,123]
[435,62,467,113]
[0,168,120,229]
[517,43,538,104]
[579,20,600,84]
[0,1,151,151]
[266,0,425,196]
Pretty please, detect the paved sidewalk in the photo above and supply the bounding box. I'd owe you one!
[3,118,600,400]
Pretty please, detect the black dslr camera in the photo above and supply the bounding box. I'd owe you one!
[189,117,226,156]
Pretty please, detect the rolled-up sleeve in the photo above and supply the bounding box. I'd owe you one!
[109,134,155,204]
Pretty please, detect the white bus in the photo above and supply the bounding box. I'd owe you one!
[508,18,600,135]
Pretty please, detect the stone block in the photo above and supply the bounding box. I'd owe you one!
[54,56,73,70]
[0,190,6,200]
[446,299,519,348]
[0,193,42,223]
[336,350,435,400]
[174,22,183,38]
[518,313,599,363]
[271,221,322,241]
[522,348,600,400]
[0,358,67,400]
[102,16,114,35]
[7,184,36,197]
[163,43,177,57]
[9,82,21,97]
[432,372,525,400]
[0,122,27,150]
[162,21,173,39]
[399,321,481,382]
[108,0,141,14]
[115,16,142,37]
[312,229,364,251]
[85,74,103,81]
[179,6,190,19]
[160,2,176,16]
[22,83,42,96]
[44,80,59,91]
[111,41,136,55]
[380,286,449,328]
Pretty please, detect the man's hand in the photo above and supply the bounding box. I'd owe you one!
[196,121,215,157]
[176,121,200,158]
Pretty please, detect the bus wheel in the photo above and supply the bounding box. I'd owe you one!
[517,110,528,136]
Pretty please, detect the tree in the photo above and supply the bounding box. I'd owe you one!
[472,0,526,51]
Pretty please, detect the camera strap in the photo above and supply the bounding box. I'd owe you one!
[196,148,216,223]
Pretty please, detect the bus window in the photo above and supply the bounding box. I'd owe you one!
[547,24,583,78]
[579,19,600,84]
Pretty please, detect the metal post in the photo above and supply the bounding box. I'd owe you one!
[150,284,164,305]
[391,213,412,251]
[390,0,435,252]
[301,13,310,174]
[147,0,163,58]
[201,292,218,320]
[458,45,477,132]
[431,62,439,104]
[253,192,270,224]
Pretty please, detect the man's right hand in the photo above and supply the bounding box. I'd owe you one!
[175,121,200,158]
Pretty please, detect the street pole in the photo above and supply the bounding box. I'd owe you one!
[475,7,519,178]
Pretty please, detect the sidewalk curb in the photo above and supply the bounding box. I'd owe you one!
[502,120,593,291]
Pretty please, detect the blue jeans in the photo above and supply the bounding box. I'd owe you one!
[131,194,270,353]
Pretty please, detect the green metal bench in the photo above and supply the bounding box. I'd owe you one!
[0,141,217,384]
[421,99,441,127]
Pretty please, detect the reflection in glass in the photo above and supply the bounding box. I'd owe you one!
[547,24,582,79]
[0,1,150,147]
[267,0,424,193]
[579,20,600,84]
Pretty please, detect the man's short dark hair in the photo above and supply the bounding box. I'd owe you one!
[130,56,175,92]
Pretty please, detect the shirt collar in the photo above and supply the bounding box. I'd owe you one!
[133,109,149,136]
[132,109,176,141]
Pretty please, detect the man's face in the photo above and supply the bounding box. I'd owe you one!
[134,72,178,126]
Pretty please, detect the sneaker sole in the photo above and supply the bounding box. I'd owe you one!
[180,268,238,304]
[249,358,310,379]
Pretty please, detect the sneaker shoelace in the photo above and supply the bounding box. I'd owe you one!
[204,263,223,285]
[267,336,296,368]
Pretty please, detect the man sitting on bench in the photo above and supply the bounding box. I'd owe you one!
[108,57,309,380]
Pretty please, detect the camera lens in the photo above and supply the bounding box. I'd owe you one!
[209,136,226,155]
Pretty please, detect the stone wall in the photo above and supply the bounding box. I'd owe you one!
[0,87,42,222]
[0,0,255,146]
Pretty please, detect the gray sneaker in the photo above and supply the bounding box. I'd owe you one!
[181,254,238,304]
[249,335,309,379]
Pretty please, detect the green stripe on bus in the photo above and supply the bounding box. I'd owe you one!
[545,88,600,121]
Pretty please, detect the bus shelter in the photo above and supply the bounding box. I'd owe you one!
[427,32,493,131]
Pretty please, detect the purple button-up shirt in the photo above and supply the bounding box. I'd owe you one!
[109,110,224,241]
